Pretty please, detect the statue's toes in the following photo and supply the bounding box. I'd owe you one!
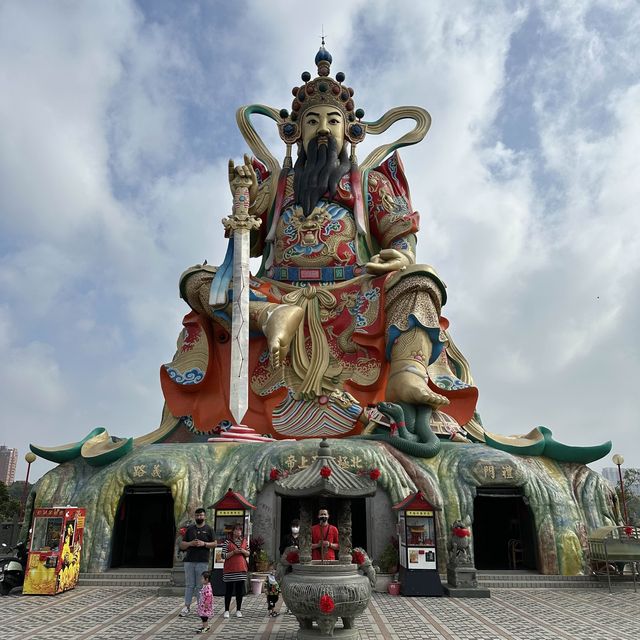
[420,388,449,406]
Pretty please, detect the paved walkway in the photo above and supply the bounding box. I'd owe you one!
[1,587,638,639]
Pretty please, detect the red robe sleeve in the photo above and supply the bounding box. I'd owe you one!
[367,152,420,248]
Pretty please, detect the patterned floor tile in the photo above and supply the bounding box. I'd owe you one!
[0,586,638,639]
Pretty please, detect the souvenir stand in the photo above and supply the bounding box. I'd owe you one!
[208,489,256,595]
[393,491,443,596]
[23,506,86,595]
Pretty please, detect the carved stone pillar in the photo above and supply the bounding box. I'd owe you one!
[299,499,312,563]
[338,500,352,562]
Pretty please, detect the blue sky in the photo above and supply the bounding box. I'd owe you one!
[1,0,639,482]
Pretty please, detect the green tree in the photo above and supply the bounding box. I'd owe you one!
[615,469,640,525]
[7,481,32,502]
[0,481,20,520]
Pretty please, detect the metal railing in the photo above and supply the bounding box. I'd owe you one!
[588,525,639,593]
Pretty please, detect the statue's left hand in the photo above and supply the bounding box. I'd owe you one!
[365,249,411,275]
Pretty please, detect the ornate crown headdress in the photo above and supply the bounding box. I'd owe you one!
[278,42,366,147]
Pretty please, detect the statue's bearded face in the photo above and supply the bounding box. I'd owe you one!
[294,106,351,216]
[301,106,345,152]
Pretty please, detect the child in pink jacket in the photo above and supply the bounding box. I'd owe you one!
[197,571,213,633]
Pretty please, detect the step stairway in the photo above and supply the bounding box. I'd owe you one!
[78,568,172,588]
[77,568,638,592]
[476,570,638,589]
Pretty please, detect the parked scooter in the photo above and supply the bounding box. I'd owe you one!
[0,541,26,595]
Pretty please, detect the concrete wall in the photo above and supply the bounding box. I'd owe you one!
[368,490,397,565]
[254,483,278,563]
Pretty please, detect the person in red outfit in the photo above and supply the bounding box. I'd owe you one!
[311,508,339,561]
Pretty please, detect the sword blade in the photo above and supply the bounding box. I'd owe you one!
[230,227,250,424]
[228,185,252,425]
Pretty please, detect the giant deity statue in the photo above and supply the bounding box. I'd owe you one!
[161,44,478,449]
[31,44,611,465]
[156,43,610,463]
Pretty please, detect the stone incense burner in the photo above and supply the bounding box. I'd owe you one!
[276,439,377,638]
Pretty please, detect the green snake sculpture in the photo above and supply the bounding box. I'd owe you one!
[355,401,442,458]
[354,401,612,464]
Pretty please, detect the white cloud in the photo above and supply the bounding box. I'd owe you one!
[1,0,639,483]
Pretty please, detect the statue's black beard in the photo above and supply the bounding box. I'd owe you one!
[293,136,351,216]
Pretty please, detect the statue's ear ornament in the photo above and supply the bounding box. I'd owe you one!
[348,108,366,145]
[278,109,300,146]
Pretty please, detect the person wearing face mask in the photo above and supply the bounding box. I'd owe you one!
[279,518,300,556]
[311,508,339,561]
[222,523,250,619]
[179,508,215,618]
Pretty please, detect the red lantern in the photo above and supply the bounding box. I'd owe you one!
[320,466,332,478]
[369,468,381,481]
[319,593,335,614]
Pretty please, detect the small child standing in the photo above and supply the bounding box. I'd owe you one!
[264,567,281,617]
[197,571,213,633]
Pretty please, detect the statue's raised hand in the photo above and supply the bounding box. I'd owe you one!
[365,249,411,275]
[228,153,259,201]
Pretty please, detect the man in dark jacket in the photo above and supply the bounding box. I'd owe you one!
[178,507,215,617]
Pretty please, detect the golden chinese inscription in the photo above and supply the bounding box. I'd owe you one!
[483,464,495,480]
[133,464,147,478]
[501,465,514,479]
[476,462,517,482]
[278,454,365,474]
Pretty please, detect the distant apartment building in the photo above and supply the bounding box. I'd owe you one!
[601,467,619,486]
[0,445,18,485]
[601,466,640,496]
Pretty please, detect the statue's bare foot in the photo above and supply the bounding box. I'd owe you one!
[262,304,304,368]
[386,367,450,407]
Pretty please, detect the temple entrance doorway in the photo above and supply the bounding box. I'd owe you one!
[278,497,367,559]
[111,485,175,568]
[473,487,537,571]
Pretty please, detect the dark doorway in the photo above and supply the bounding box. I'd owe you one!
[111,485,175,568]
[278,497,367,558]
[473,487,537,571]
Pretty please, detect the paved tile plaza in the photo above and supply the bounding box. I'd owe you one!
[1,587,638,639]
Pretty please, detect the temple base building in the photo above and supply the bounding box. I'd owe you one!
[27,435,616,577]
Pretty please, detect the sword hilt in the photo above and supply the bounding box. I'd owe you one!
[222,186,261,235]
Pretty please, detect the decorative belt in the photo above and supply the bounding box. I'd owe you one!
[267,265,364,283]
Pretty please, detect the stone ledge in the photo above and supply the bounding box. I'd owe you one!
[443,583,491,598]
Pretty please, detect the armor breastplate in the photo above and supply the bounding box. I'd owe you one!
[268,199,362,283]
